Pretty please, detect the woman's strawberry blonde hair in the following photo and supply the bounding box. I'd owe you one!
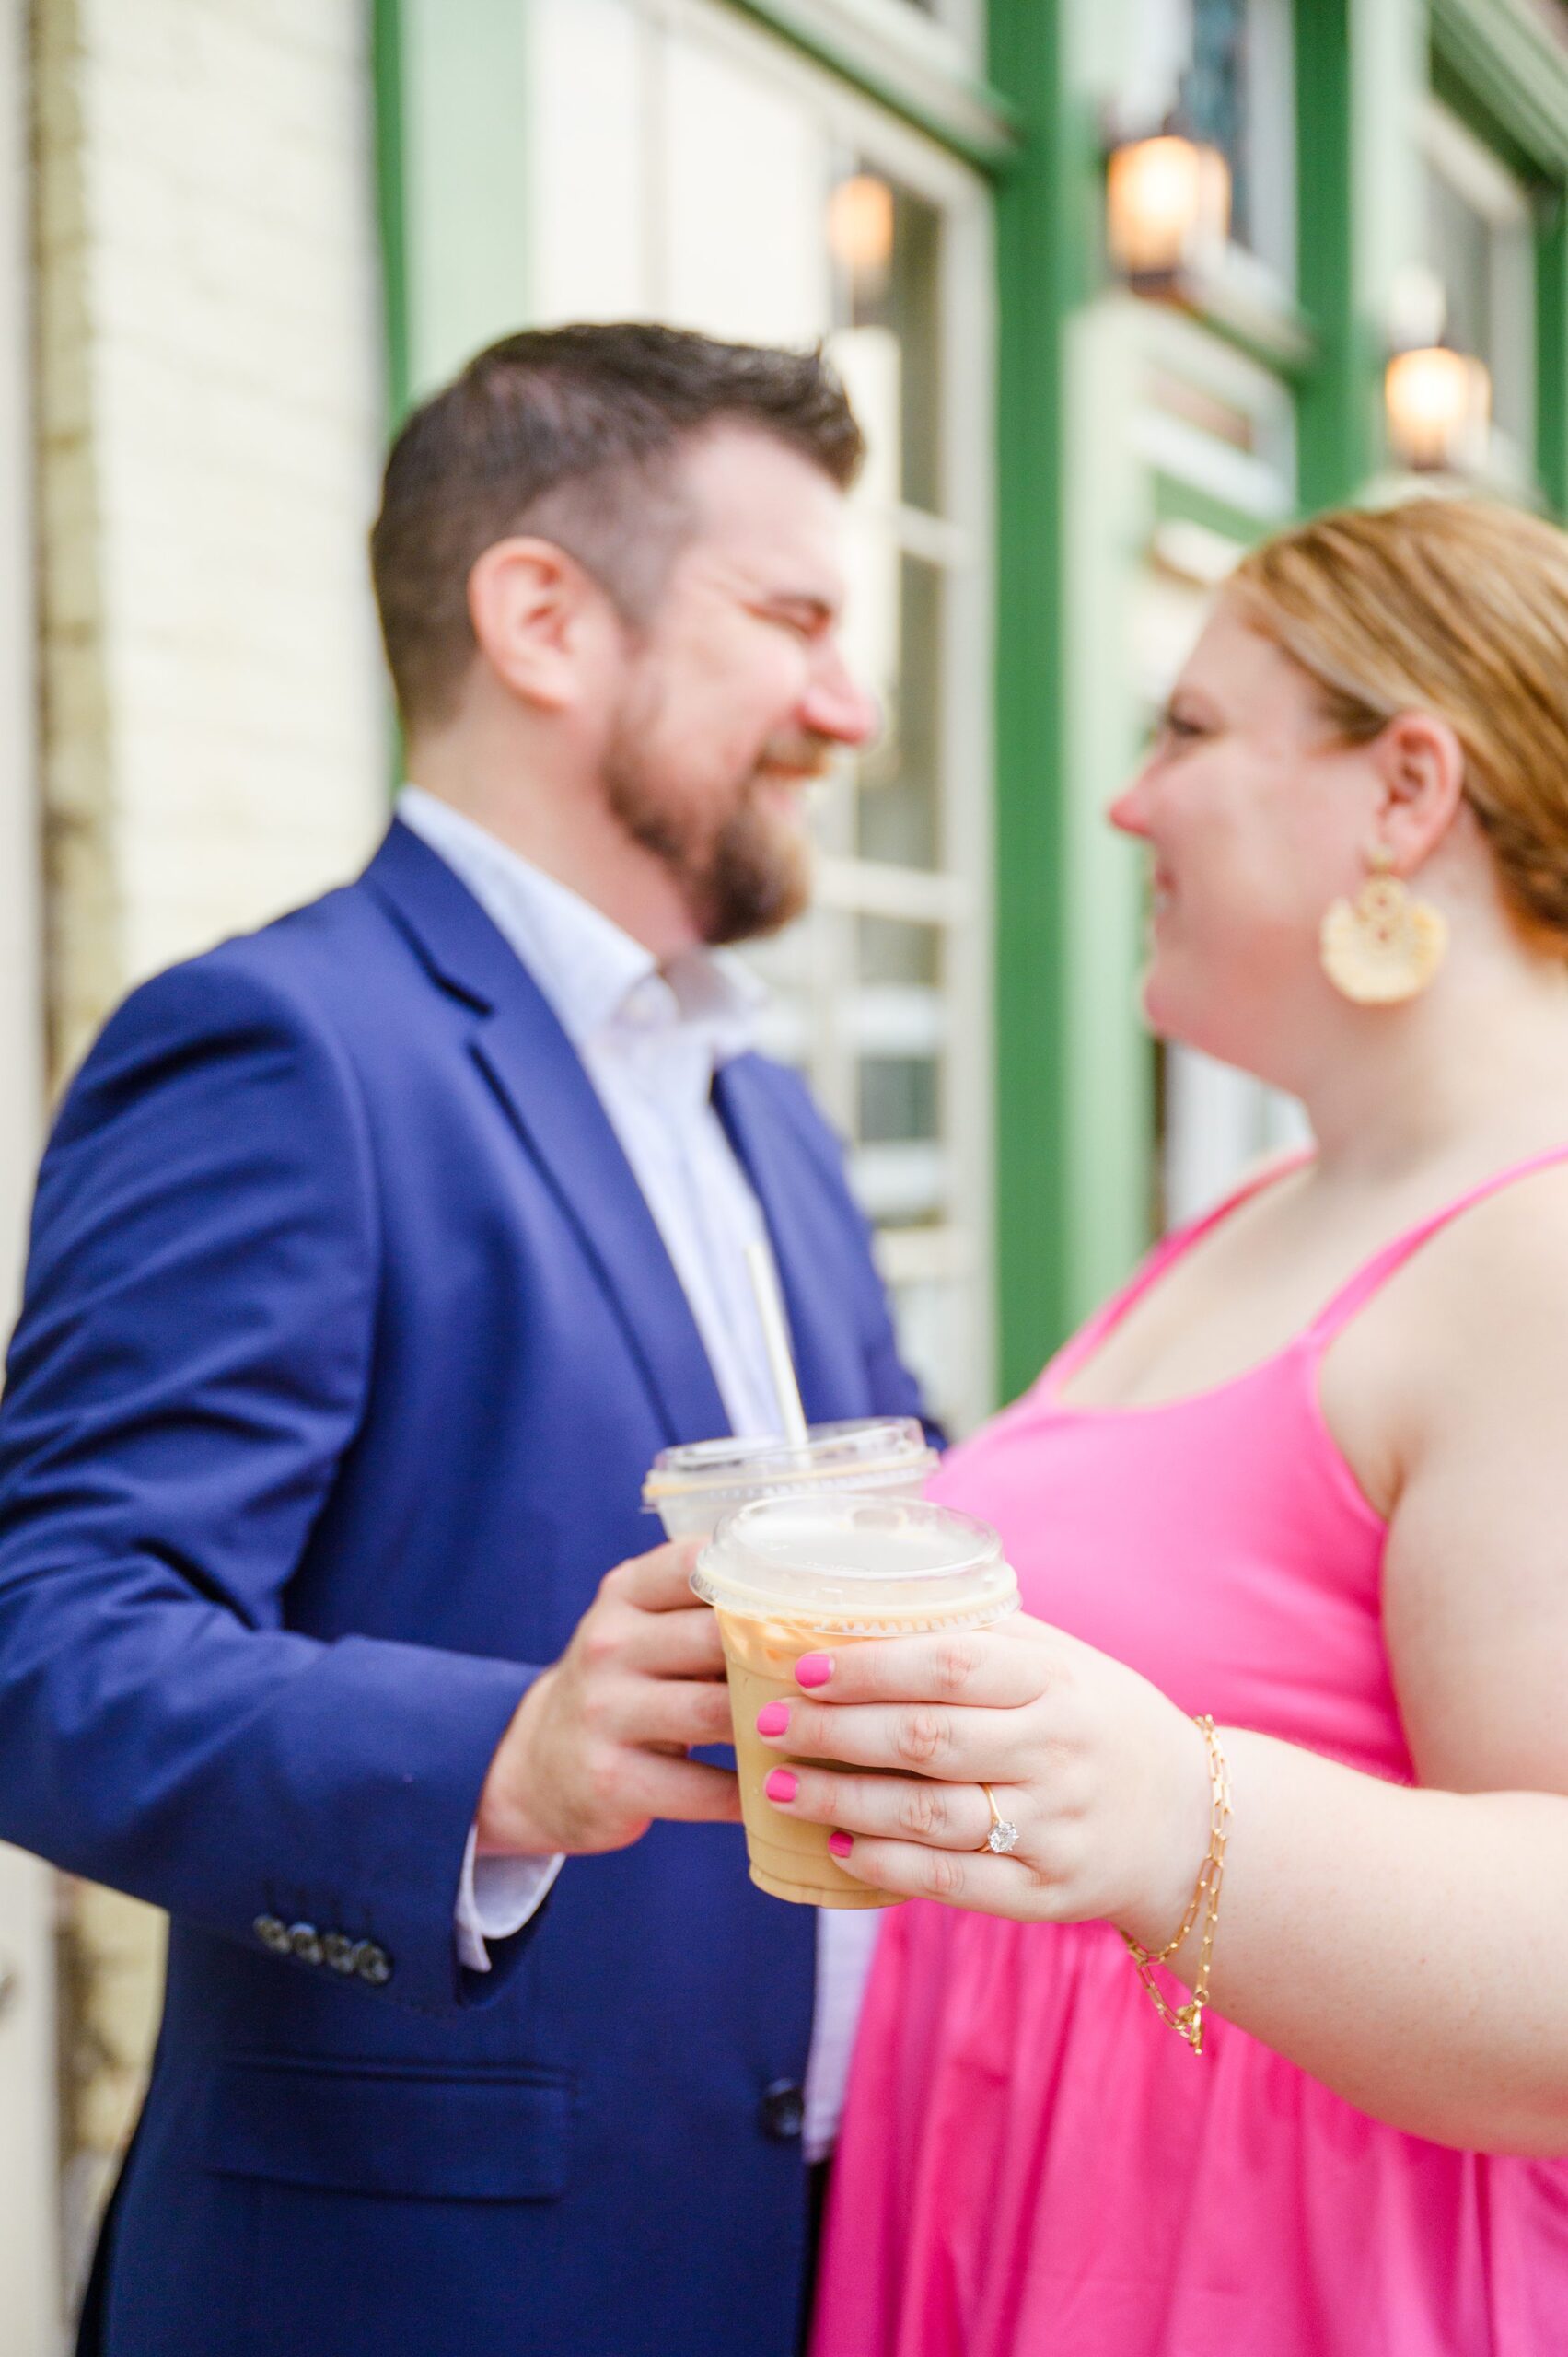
[1230,496,1568,949]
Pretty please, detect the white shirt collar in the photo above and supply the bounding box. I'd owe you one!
[396,784,764,1063]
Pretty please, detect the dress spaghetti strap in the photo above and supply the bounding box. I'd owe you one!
[1305,1141,1568,1350]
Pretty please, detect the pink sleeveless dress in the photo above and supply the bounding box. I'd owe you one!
[812,1150,1568,2357]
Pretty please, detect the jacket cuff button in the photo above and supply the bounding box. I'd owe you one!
[353,1941,393,1987]
[760,2079,805,2142]
[321,1933,358,1975]
[288,1922,324,1967]
[254,1914,292,1956]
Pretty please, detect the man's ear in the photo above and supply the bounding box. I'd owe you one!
[466,536,613,712]
[1369,710,1467,872]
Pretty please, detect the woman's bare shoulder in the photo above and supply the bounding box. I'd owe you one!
[1390,1156,1568,1422]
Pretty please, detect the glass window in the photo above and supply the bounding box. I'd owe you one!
[1420,99,1536,479]
[1117,0,1296,289]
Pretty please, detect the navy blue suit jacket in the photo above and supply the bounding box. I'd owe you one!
[0,822,930,2357]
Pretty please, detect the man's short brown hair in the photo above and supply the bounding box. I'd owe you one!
[369,321,865,731]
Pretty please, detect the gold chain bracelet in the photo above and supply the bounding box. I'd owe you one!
[1120,1715,1232,2056]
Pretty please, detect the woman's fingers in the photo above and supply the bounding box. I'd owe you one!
[822,1832,1030,1914]
[789,1620,1050,1710]
[765,1762,1005,1852]
[755,1693,1013,1779]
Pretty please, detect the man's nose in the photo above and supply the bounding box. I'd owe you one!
[802,647,880,749]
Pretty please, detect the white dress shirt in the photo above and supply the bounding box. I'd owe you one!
[398,785,881,2162]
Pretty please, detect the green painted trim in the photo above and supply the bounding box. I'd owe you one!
[1294,0,1379,510]
[1150,468,1278,550]
[1429,0,1568,177]
[371,0,411,427]
[390,0,533,403]
[1536,191,1568,516]
[370,0,409,797]
[989,0,1071,1396]
[988,2,1155,1394]
[1171,277,1320,385]
[725,0,1024,172]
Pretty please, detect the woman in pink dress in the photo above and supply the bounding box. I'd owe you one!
[761,498,1568,2354]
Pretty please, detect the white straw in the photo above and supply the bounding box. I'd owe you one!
[745,1238,809,1449]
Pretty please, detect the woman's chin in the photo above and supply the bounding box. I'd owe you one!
[1140,970,1237,1062]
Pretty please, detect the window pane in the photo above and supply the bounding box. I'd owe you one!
[829,166,943,512]
[858,913,942,987]
[1422,104,1534,459]
[1116,0,1295,284]
[855,553,942,867]
[859,1055,939,1144]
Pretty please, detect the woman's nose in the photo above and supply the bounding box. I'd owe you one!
[1109,772,1154,838]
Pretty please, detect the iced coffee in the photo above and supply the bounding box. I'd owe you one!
[691,1494,1019,1908]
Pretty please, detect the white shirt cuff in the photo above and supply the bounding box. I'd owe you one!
[454,1824,565,1973]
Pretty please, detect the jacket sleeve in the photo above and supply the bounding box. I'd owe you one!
[0,955,540,2018]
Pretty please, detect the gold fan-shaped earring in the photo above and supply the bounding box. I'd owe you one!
[1320,843,1448,1005]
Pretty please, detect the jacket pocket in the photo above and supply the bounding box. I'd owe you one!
[203,2052,574,2201]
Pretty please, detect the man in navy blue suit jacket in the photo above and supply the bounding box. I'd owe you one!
[0,324,934,2356]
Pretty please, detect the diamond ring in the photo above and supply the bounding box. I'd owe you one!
[979,1782,1020,1856]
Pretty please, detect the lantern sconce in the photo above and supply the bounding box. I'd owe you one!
[1383,265,1492,474]
[1105,130,1232,296]
[828,172,896,296]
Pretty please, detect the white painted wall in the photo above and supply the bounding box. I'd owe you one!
[36,0,389,1078]
[0,0,64,2340]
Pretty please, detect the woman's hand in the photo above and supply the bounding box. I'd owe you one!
[757,1616,1212,1935]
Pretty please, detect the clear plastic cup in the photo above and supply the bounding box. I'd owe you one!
[641,1417,935,1541]
[692,1494,1020,1908]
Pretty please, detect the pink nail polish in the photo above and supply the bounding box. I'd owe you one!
[828,1831,854,1859]
[796,1653,833,1689]
[756,1701,790,1737]
[764,1768,798,1804]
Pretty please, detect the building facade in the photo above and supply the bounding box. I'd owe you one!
[5,0,1568,2341]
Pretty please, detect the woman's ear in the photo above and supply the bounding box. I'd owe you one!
[466,536,612,713]
[1369,712,1467,873]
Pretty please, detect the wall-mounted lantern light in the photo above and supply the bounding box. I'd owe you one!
[1383,266,1492,473]
[827,173,895,291]
[1106,133,1230,292]
[1384,345,1492,471]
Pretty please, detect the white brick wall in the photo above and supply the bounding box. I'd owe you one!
[37,0,387,1077]
[30,0,389,2303]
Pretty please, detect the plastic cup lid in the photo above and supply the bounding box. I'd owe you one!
[642,1417,934,1504]
[691,1493,1019,1632]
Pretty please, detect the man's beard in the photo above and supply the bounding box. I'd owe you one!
[602,714,819,947]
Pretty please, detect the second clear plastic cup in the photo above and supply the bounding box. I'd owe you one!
[642,1417,936,1540]
[692,1493,1020,1909]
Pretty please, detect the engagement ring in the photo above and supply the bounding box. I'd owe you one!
[980,1782,1020,1855]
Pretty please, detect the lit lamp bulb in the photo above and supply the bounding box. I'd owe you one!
[1106,134,1231,288]
[828,173,895,284]
[1384,344,1492,473]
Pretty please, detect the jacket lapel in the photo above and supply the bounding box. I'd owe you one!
[363,821,730,1448]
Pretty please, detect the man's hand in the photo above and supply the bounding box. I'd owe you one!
[475,1538,741,1856]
